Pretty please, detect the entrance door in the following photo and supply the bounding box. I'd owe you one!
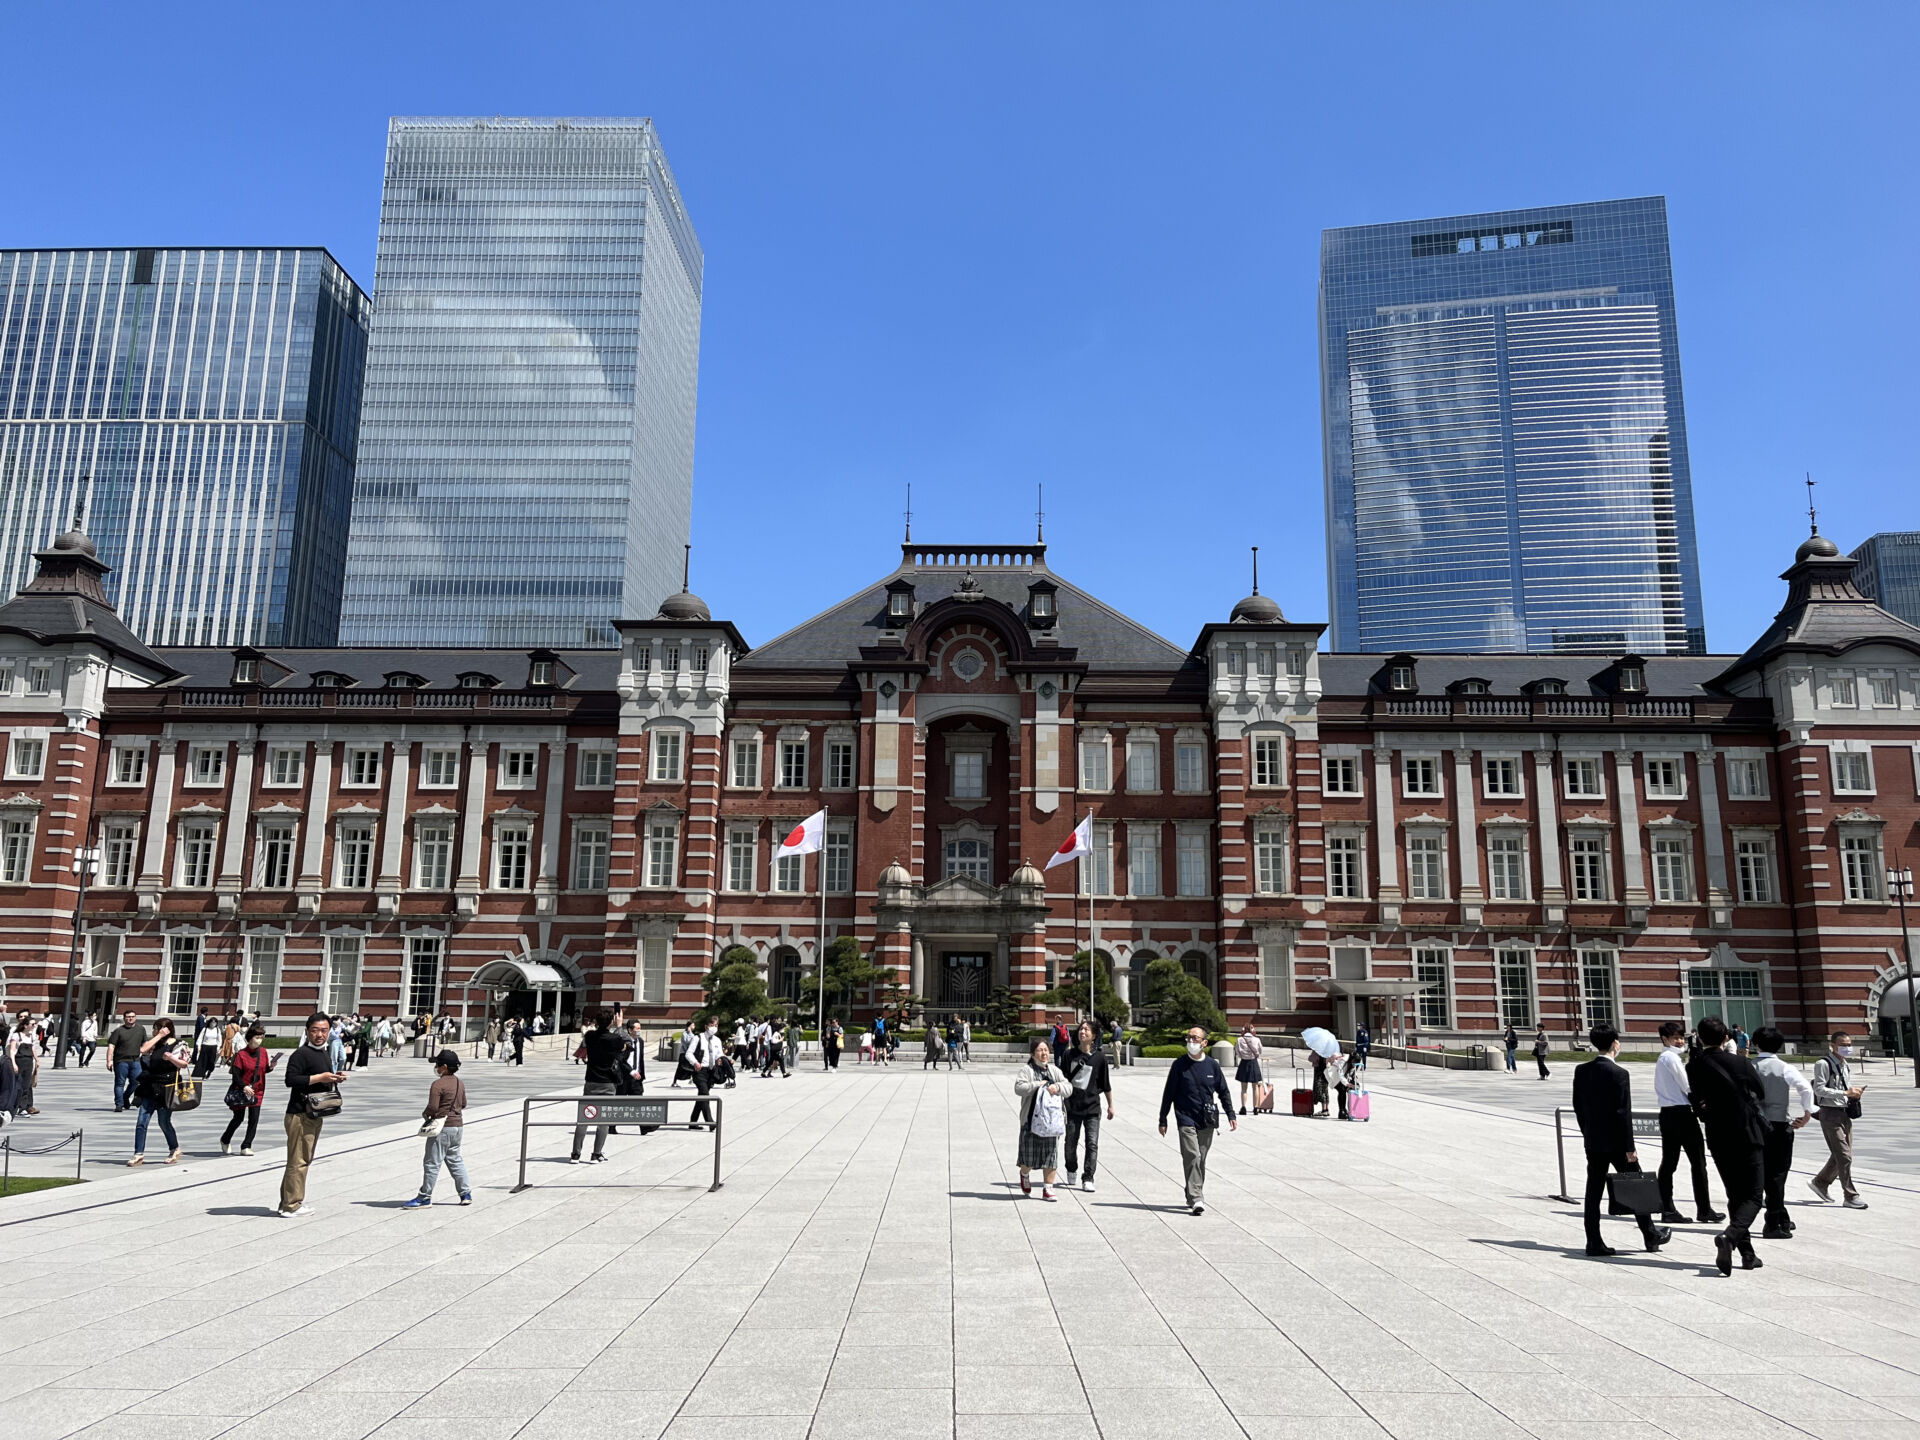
[940,953,989,1007]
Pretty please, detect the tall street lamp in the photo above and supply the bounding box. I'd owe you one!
[53,840,102,1070]
[1889,862,1917,1088]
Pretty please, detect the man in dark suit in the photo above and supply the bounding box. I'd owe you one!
[1572,1024,1671,1257]
[1687,1015,1769,1275]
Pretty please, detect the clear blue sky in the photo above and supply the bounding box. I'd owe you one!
[6,2,1914,655]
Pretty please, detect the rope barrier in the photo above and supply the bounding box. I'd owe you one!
[1,1131,85,1157]
[0,1128,85,1193]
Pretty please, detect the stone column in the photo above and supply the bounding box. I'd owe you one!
[377,741,411,916]
[1532,749,1565,920]
[455,740,488,916]
[1613,747,1649,915]
[1696,747,1732,928]
[296,743,333,915]
[535,739,567,915]
[216,740,257,913]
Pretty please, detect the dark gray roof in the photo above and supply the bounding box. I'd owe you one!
[0,591,175,675]
[1318,652,1735,697]
[1717,535,1920,684]
[742,549,1191,671]
[152,647,622,690]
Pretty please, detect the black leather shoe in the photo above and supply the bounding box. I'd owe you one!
[1659,1210,1689,1224]
[1714,1233,1734,1275]
[1585,1243,1617,1258]
[1760,1224,1793,1240]
[1699,1209,1726,1224]
[1740,1247,1764,1271]
[1645,1227,1672,1251]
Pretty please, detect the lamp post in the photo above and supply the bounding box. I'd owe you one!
[53,841,102,1070]
[1888,863,1917,1088]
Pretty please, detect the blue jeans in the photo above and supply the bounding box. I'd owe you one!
[134,1099,178,1156]
[114,1059,141,1109]
[419,1127,471,1198]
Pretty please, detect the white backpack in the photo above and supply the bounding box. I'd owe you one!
[1029,1080,1065,1138]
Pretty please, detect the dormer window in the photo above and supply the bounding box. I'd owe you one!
[1532,679,1567,696]
[1031,592,1054,619]
[232,657,260,686]
[1457,679,1488,695]
[385,672,425,690]
[1618,665,1645,692]
[529,660,556,687]
[1388,665,1415,692]
[885,578,916,624]
[458,672,495,690]
[311,672,347,690]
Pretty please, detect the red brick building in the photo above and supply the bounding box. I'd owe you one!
[2,529,1917,1048]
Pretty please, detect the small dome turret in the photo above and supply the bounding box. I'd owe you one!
[52,529,98,557]
[1230,592,1283,623]
[1795,533,1840,563]
[1010,859,1044,888]
[656,590,711,622]
[879,860,912,888]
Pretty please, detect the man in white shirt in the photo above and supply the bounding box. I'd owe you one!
[1653,1021,1722,1226]
[1748,1026,1814,1239]
[684,1021,722,1129]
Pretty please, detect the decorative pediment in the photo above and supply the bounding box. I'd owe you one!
[1834,808,1884,826]
[252,802,303,817]
[1646,815,1698,831]
[412,802,459,819]
[490,804,538,822]
[333,802,380,817]
[177,802,225,816]
[923,872,1000,901]
[1481,813,1531,828]
[1402,811,1450,827]
[1564,812,1612,827]
[0,791,43,811]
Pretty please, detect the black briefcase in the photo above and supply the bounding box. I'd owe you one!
[1605,1170,1661,1215]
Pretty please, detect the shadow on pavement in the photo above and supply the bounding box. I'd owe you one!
[1473,1236,1715,1273]
[206,1205,281,1217]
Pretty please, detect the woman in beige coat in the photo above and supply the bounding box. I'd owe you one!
[1014,1037,1067,1200]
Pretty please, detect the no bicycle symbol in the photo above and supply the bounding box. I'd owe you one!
[576,1098,670,1127]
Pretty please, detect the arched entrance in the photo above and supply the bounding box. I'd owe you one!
[466,952,585,1039]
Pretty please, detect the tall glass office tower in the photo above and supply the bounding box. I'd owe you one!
[339,116,702,648]
[1319,197,1705,655]
[0,248,369,645]
[1850,532,1920,628]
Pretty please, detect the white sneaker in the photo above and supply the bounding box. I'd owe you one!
[1807,1178,1832,1203]
[569,1156,585,1165]
[220,1142,230,1155]
[1082,1179,1096,1194]
[1190,1202,1205,1215]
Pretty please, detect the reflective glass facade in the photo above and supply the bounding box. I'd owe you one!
[1850,532,1920,628]
[0,248,368,645]
[339,117,702,648]
[1320,198,1705,654]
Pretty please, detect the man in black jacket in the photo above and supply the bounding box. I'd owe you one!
[1158,1027,1237,1215]
[572,1008,626,1163]
[1571,1024,1670,1257]
[1687,1016,1769,1274]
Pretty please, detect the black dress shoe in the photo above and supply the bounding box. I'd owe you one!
[1645,1227,1672,1251]
[1585,1243,1618,1258]
[1761,1224,1793,1240]
[1714,1233,1734,1275]
[1699,1209,1726,1224]
[1659,1210,1689,1225]
[1740,1248,1764,1270]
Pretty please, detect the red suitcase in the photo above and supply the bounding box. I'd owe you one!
[1291,1068,1313,1117]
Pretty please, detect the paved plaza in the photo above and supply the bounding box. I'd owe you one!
[3,1050,1918,1440]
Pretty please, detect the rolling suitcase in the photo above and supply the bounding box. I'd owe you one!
[1290,1068,1314,1117]
[1348,1085,1371,1122]
[1252,1082,1275,1115]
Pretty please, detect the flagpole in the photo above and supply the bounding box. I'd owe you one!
[815,846,827,1053]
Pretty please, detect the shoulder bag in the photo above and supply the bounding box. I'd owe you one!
[165,1073,203,1112]
[1029,1075,1066,1138]
[305,1085,343,1119]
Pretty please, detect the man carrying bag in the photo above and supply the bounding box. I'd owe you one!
[280,1012,346,1217]
[1572,1024,1670,1258]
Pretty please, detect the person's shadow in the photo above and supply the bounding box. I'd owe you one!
[206,1205,280,1217]
[1474,1237,1712,1273]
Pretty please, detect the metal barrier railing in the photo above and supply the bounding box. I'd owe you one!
[511,1093,723,1195]
[1,1130,84,1193]
[1551,1107,1662,1204]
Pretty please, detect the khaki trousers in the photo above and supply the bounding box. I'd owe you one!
[281,1112,324,1212]
[1814,1109,1857,1199]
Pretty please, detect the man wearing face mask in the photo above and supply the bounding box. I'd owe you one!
[1157,1026,1236,1215]
[1809,1030,1868,1209]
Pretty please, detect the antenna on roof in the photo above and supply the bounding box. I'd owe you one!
[1805,473,1819,536]
[72,494,87,531]
[682,542,692,593]
[1036,484,1045,543]
[1251,546,1260,595]
[904,484,913,543]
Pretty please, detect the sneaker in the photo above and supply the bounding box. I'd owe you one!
[221,1142,231,1155]
[1064,1173,1078,1189]
[1807,1178,1832,1203]
[569,1156,585,1165]
[459,1193,473,1206]
[278,1206,303,1217]
[1020,1177,1032,1196]
[1082,1178,1096,1194]
[1041,1186,1056,1201]
[1843,1195,1869,1210]
[240,1147,253,1156]
[1191,1202,1205,1216]
[401,1197,432,1210]
[589,1154,608,1164]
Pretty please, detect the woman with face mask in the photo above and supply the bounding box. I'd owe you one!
[221,1027,273,1155]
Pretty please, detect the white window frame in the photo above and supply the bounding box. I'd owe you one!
[571,822,611,891]
[1828,671,1858,708]
[824,737,856,792]
[1250,734,1286,789]
[1322,753,1362,796]
[1405,830,1448,900]
[1496,946,1536,1030]
[1579,948,1620,1030]
[1413,945,1452,1030]
[729,732,762,789]
[1568,831,1611,902]
[241,933,281,1015]
[1253,821,1289,896]
[1078,733,1112,793]
[1127,823,1162,897]
[824,825,853,894]
[407,935,444,1018]
[0,812,33,884]
[25,659,56,695]
[725,825,758,893]
[650,729,684,784]
[1650,832,1695,903]
[334,819,376,889]
[1563,755,1605,800]
[109,743,150,786]
[1723,750,1768,800]
[420,747,459,789]
[265,745,305,787]
[943,823,993,886]
[1643,755,1686,800]
[493,821,532,890]
[176,820,218,888]
[101,819,139,887]
[1176,825,1210,897]
[1401,754,1441,798]
[343,746,382,789]
[1078,820,1115,898]
[1486,829,1530,901]
[1840,828,1884,903]
[1326,830,1367,900]
[777,736,809,790]
[1258,941,1293,1012]
[951,749,986,800]
[499,746,539,791]
[1733,831,1778,905]
[166,933,202,1014]
[639,936,670,1006]
[322,934,362,1014]
[774,846,805,893]
[186,744,226,787]
[1866,672,1899,709]
[1830,746,1875,796]
[1482,755,1524,799]
[255,820,297,889]
[413,821,454,890]
[1125,733,1161,794]
[7,732,48,780]
[1174,739,1208,795]
[644,815,680,889]
[576,746,617,789]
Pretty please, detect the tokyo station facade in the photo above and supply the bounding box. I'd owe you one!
[3,527,1920,1051]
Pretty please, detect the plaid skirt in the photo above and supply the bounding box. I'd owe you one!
[1017,1125,1060,1171]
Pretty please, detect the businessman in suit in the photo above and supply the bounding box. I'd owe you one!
[1687,1015,1769,1275]
[1572,1023,1672,1258]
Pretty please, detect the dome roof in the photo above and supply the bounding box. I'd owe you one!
[1230,592,1283,623]
[1010,859,1044,887]
[51,529,98,557]
[656,590,711,622]
[1795,533,1841,563]
[879,860,912,888]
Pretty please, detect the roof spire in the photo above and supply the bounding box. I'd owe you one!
[1036,483,1044,543]
[1805,473,1818,536]
[683,541,692,593]
[904,483,913,543]
[1251,545,1260,595]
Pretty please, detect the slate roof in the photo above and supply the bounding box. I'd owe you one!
[0,532,175,678]
[1318,652,1734,697]
[151,647,622,690]
[1716,533,1920,684]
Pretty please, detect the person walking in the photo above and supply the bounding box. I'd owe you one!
[189,1008,217,1078]
[962,1017,973,1063]
[684,1018,722,1129]
[127,1020,186,1165]
[1809,1029,1869,1210]
[872,1014,890,1065]
[1687,1016,1769,1274]
[571,1008,626,1164]
[762,1018,791,1079]
[1503,1024,1519,1074]
[1354,1021,1372,1069]
[106,1010,146,1111]
[1062,1020,1114,1193]
[404,1050,473,1208]
[280,1012,346,1216]
[1532,1027,1551,1080]
[1733,1024,1751,1058]
[922,1023,944,1071]
[511,1017,528,1066]
[1571,1024,1671,1258]
[1014,1037,1067,1201]
[945,1015,964,1069]
[11,1019,40,1117]
[1748,1026,1813,1239]
[1233,1024,1264,1116]
[0,1022,16,1120]
[221,1027,273,1155]
[79,1013,99,1067]
[1652,1021,1722,1225]
[1335,1052,1362,1120]
[1158,1027,1236,1215]
[822,1016,842,1070]
[483,1018,499,1061]
[354,1016,372,1069]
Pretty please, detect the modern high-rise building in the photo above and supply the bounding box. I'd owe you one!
[0,248,369,646]
[1319,197,1706,655]
[339,116,703,648]
[1851,532,1920,628]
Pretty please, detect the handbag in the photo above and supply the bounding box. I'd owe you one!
[1605,1169,1661,1215]
[304,1088,343,1119]
[165,1075,203,1112]
[1029,1080,1065,1138]
[223,1081,248,1110]
[419,1117,446,1138]
[1846,1095,1863,1120]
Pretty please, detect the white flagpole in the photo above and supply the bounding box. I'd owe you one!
[816,848,827,1051]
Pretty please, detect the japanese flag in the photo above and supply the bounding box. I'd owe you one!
[1045,815,1092,870]
[776,808,829,858]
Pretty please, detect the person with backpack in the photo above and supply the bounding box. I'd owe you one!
[280,1012,347,1216]
[404,1049,472,1208]
[128,1019,187,1165]
[1014,1036,1068,1201]
[221,1027,273,1155]
[1809,1030,1869,1210]
[1158,1026,1237,1215]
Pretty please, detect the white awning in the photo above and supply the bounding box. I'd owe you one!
[464,958,575,992]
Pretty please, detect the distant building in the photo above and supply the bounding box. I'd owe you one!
[1319,197,1706,656]
[1850,531,1920,629]
[0,248,369,646]
[339,116,703,648]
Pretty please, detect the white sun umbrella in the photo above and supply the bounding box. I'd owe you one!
[1298,1027,1342,1059]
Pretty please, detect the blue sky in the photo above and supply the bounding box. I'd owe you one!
[6,2,1914,654]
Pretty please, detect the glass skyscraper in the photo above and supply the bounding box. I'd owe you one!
[1319,197,1705,655]
[339,116,702,648]
[1850,532,1920,628]
[0,248,368,645]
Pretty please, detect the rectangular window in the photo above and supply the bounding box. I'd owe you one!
[1255,647,1275,677]
[664,645,680,672]
[645,819,679,888]
[1254,824,1288,895]
[1651,835,1693,903]
[1563,757,1602,799]
[1176,829,1209,896]
[1830,674,1857,707]
[1487,833,1529,900]
[8,736,46,779]
[1581,951,1618,1029]
[779,738,808,789]
[1402,755,1439,796]
[1175,742,1207,794]
[1841,833,1882,901]
[691,645,709,673]
[1251,736,1284,788]
[0,816,31,883]
[1644,757,1685,798]
[1327,835,1363,899]
[1414,946,1450,1029]
[112,746,148,785]
[945,834,992,883]
[1078,824,1114,897]
[1869,675,1898,708]
[102,820,138,887]
[167,935,201,1014]
[257,823,296,888]
[1832,750,1874,794]
[494,825,531,889]
[346,747,382,787]
[1725,756,1766,799]
[572,825,610,890]
[577,748,616,788]
[1406,833,1446,899]
[178,822,217,887]
[1735,836,1776,904]
[87,933,121,980]
[640,937,670,1006]
[26,660,54,695]
[1483,756,1522,797]
[188,745,225,785]
[1225,649,1244,676]
[415,825,453,889]
[501,747,539,789]
[1079,738,1110,792]
[267,746,304,786]
[1569,835,1609,901]
[1497,949,1534,1029]
[1126,736,1159,792]
[324,936,360,1013]
[775,849,804,893]
[242,934,280,1015]
[952,751,985,799]
[826,739,855,791]
[1287,646,1306,677]
[730,735,760,788]
[422,748,459,787]
[336,823,375,889]
[407,936,443,1017]
[1128,827,1161,897]
[825,828,853,894]
[1323,755,1360,795]
[1259,943,1292,1011]
[726,828,757,892]
[651,730,683,783]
